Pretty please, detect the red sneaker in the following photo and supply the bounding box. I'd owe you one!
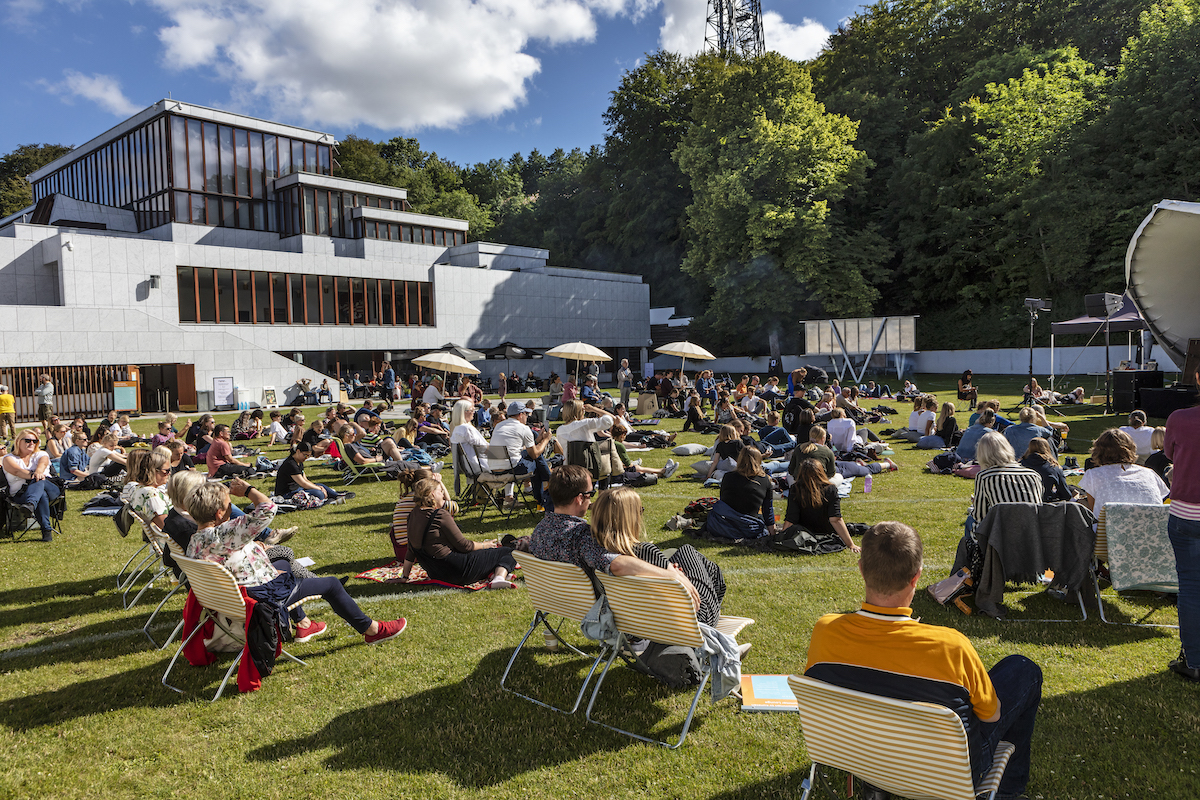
[294,620,327,643]
[365,618,407,645]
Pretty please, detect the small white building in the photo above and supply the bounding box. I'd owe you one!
[0,100,650,418]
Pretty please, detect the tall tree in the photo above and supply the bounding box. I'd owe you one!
[0,143,73,218]
[675,53,884,354]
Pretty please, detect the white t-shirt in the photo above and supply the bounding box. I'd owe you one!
[908,409,935,433]
[88,447,117,475]
[490,418,535,463]
[449,423,488,473]
[826,417,860,453]
[557,414,615,445]
[422,385,445,405]
[4,452,48,493]
[266,421,289,439]
[1078,463,1169,515]
[1118,425,1155,456]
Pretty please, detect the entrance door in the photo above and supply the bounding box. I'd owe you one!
[139,365,183,413]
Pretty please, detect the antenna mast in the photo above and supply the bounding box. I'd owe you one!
[705,0,765,59]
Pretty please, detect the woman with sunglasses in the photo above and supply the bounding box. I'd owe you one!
[128,447,175,532]
[2,430,61,541]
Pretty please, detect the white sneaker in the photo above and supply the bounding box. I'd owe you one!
[432,461,444,472]
[662,459,679,479]
[631,458,642,467]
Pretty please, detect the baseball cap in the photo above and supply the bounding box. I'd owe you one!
[507,401,527,415]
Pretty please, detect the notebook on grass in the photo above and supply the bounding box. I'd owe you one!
[740,674,799,712]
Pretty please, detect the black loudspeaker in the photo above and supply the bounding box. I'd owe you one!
[1085,293,1123,318]
[1141,387,1200,419]
[1111,370,1164,412]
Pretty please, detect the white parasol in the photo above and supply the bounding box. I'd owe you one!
[413,351,481,390]
[654,341,716,375]
[544,342,612,385]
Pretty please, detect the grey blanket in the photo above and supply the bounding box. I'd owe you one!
[971,501,1097,618]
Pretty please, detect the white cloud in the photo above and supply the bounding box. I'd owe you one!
[657,1,830,61]
[763,11,829,61]
[657,0,705,55]
[148,0,656,131]
[41,70,142,116]
[5,0,45,27]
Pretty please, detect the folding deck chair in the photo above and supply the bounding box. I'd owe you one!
[586,572,753,749]
[1091,503,1179,627]
[162,542,318,702]
[788,674,1015,800]
[500,553,611,714]
[455,443,518,521]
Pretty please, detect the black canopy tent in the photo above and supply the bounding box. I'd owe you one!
[484,342,545,390]
[1048,293,1147,390]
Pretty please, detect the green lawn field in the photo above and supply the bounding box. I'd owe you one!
[0,374,1194,799]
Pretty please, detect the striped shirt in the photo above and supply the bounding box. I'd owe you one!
[971,464,1043,522]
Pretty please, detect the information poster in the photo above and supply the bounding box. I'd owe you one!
[213,377,235,409]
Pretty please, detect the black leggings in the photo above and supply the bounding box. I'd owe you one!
[416,547,517,586]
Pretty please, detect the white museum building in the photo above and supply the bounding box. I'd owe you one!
[0,101,650,418]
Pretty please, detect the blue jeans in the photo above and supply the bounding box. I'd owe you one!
[14,478,61,537]
[515,455,551,506]
[273,561,373,633]
[1169,514,1200,667]
[978,654,1042,798]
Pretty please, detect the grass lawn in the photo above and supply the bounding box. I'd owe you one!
[0,374,1194,799]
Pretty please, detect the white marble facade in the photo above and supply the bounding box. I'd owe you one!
[0,211,650,407]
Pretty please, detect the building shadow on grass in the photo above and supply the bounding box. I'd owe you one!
[0,644,356,730]
[247,647,695,786]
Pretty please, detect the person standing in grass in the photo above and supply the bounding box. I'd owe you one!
[1165,403,1200,682]
[805,522,1042,800]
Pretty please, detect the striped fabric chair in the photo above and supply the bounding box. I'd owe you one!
[500,553,610,714]
[161,541,317,702]
[1090,503,1178,627]
[787,674,1014,800]
[586,572,753,749]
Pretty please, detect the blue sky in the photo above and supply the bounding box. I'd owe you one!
[3,0,861,168]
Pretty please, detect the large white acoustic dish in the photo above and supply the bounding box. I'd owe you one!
[1125,200,1200,369]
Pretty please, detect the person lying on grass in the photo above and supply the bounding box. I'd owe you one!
[185,478,406,645]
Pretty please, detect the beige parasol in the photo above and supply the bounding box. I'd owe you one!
[413,351,481,390]
[654,341,716,375]
[544,342,612,385]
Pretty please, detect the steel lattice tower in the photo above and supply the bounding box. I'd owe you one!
[705,0,765,59]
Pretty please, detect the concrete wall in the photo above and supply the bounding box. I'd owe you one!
[648,345,1177,382]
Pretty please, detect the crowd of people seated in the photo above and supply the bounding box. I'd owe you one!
[12,357,1196,788]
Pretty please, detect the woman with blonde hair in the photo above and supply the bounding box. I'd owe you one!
[917,401,959,449]
[781,459,860,554]
[591,486,727,626]
[1,428,60,541]
[703,424,744,480]
[1145,426,1171,483]
[448,399,487,494]
[128,447,175,531]
[405,477,516,589]
[966,431,1043,536]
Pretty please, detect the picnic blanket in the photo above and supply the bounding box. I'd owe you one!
[354,559,515,591]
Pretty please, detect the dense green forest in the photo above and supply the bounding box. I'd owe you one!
[7,0,1199,353]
